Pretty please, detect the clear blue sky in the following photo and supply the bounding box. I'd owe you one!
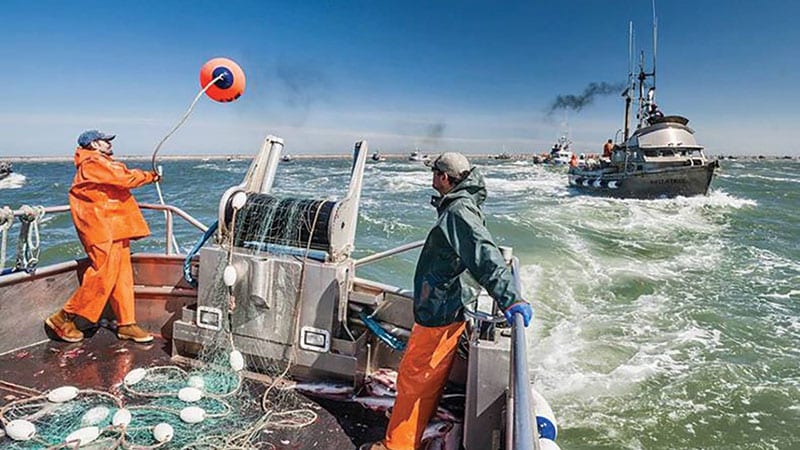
[1,0,798,157]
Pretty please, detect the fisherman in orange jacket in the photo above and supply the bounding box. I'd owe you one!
[603,139,614,158]
[45,130,160,343]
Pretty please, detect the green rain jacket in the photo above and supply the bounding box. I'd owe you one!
[413,167,522,327]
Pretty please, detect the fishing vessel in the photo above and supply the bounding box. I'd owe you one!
[546,135,573,166]
[371,151,386,162]
[408,150,429,163]
[0,136,560,449]
[567,22,719,199]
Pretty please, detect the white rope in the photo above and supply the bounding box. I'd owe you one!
[151,73,226,254]
[14,205,45,272]
[0,206,13,272]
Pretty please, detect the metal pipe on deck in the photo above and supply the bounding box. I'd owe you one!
[512,313,536,450]
[354,240,425,267]
[509,257,537,450]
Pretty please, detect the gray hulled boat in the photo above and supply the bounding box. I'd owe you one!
[0,137,559,449]
[568,22,719,199]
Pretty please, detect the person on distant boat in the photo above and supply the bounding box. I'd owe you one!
[569,152,579,168]
[363,152,532,450]
[45,130,160,344]
[647,102,664,123]
[603,139,614,158]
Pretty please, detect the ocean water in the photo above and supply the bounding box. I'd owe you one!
[1,156,798,449]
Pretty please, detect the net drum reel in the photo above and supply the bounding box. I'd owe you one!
[231,195,337,256]
[173,137,370,381]
[216,136,365,263]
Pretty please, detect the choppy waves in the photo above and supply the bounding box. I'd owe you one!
[3,157,799,448]
[0,172,26,190]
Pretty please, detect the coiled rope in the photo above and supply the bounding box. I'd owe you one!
[14,205,45,273]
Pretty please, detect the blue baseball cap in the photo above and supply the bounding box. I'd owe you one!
[77,130,115,148]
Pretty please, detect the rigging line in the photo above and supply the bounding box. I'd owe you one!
[151,73,225,173]
[261,200,327,411]
[150,73,225,253]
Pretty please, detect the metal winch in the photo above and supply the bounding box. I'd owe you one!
[173,135,371,381]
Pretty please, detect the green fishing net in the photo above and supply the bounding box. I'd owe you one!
[1,198,332,449]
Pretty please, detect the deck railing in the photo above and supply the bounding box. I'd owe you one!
[508,256,537,450]
[0,203,208,281]
[1,203,208,252]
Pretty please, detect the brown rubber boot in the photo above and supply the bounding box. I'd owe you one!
[45,310,84,343]
[117,324,154,343]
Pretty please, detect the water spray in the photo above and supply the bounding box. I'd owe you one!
[150,57,246,253]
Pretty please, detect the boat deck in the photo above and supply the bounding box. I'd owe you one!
[0,330,387,449]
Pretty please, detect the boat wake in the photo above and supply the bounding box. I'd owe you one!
[0,173,26,189]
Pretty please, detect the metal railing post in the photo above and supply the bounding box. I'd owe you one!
[165,210,174,255]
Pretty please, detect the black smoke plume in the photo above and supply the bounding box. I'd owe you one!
[420,122,446,148]
[425,123,446,139]
[275,62,329,109]
[547,82,626,116]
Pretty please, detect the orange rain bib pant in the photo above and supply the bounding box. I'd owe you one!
[64,239,136,324]
[384,321,466,450]
[65,147,156,325]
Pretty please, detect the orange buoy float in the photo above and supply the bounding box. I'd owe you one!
[199,57,246,103]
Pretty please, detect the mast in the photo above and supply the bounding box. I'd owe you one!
[623,21,634,141]
[635,2,659,130]
[652,0,658,91]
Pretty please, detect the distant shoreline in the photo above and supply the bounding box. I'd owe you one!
[2,153,797,163]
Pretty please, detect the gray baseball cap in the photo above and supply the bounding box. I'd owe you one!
[429,152,471,179]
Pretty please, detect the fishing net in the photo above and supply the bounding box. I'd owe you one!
[0,196,333,449]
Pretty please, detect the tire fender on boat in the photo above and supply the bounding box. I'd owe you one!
[608,180,619,189]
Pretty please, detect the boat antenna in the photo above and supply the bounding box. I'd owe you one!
[651,0,658,91]
[629,21,635,86]
[623,21,635,141]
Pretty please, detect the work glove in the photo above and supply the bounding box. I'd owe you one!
[504,301,532,327]
[152,172,162,183]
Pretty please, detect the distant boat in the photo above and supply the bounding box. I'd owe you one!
[546,135,574,165]
[371,152,386,162]
[408,151,428,162]
[567,20,718,199]
[549,149,573,166]
[0,161,12,181]
[281,154,293,162]
[494,152,512,160]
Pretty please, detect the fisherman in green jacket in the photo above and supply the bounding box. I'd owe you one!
[365,152,533,450]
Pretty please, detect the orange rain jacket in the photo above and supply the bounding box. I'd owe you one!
[68,148,157,247]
